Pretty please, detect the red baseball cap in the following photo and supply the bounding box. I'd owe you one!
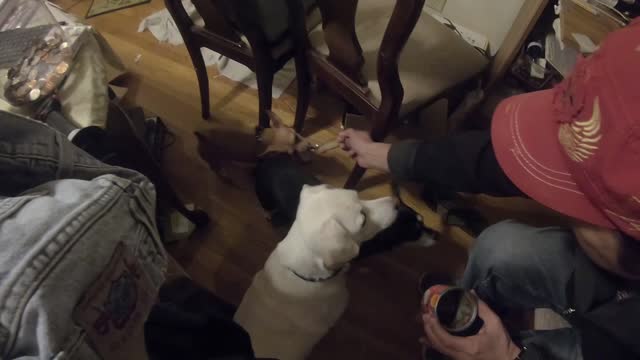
[492,19,640,240]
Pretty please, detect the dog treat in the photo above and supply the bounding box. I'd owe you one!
[263,110,341,156]
[314,141,340,154]
[294,139,315,154]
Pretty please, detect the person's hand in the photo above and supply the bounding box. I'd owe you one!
[422,296,521,360]
[337,129,373,154]
[573,223,640,280]
[337,129,391,172]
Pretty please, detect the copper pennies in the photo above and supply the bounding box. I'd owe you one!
[46,37,61,47]
[41,80,56,94]
[19,65,29,78]
[4,32,73,105]
[30,54,42,65]
[46,54,61,64]
[15,84,30,97]
[55,62,69,74]
[28,68,38,80]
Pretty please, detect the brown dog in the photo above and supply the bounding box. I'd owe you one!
[195,112,311,185]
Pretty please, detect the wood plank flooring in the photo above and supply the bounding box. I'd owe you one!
[51,1,569,358]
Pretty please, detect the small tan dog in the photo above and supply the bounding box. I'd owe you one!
[195,112,313,184]
[233,185,398,360]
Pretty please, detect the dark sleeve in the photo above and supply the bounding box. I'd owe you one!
[385,131,524,197]
[387,140,422,181]
[386,131,496,184]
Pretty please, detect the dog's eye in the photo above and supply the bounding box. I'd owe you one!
[360,211,367,229]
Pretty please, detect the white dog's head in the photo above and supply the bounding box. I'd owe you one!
[291,185,398,270]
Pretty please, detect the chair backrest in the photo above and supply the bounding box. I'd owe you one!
[166,0,277,70]
[164,0,242,44]
[300,0,425,127]
[166,0,302,70]
[315,0,364,84]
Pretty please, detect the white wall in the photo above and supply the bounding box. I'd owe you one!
[439,0,526,55]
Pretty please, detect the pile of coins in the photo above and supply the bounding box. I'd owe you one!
[4,33,72,106]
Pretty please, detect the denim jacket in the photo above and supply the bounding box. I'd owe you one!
[0,111,167,359]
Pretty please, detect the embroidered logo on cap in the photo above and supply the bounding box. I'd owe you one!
[558,98,602,163]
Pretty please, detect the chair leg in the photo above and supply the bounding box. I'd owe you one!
[445,93,465,133]
[185,43,210,120]
[343,111,395,189]
[445,78,479,133]
[147,160,211,227]
[293,60,311,134]
[256,64,274,129]
[286,0,311,133]
[105,102,211,228]
[345,164,366,189]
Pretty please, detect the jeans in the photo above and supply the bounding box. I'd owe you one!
[388,133,602,359]
[462,221,584,360]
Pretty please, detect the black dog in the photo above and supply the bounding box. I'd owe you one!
[255,153,434,259]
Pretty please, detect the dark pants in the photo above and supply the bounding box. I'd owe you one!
[389,132,601,359]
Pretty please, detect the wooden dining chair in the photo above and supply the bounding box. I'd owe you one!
[165,0,319,131]
[288,0,489,188]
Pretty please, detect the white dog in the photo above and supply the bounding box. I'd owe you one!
[233,185,398,360]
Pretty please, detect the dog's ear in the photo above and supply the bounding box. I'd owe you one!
[316,218,360,270]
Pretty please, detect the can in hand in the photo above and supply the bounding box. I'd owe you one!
[422,285,484,337]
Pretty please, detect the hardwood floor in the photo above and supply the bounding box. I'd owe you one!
[53,1,569,358]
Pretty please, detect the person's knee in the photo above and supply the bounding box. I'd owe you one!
[468,220,541,275]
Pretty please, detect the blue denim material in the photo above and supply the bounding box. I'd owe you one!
[0,112,167,359]
[462,221,585,360]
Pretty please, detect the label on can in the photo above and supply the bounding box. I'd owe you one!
[422,284,450,314]
[422,285,484,337]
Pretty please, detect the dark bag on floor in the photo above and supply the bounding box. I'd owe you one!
[145,277,256,360]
